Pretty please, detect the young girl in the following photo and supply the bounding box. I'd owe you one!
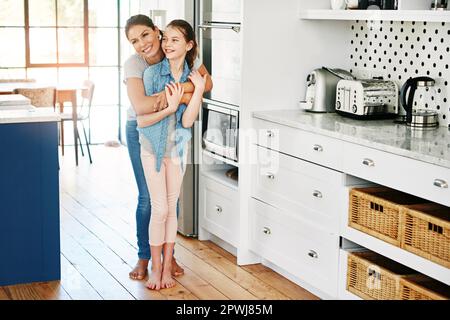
[137,19,206,290]
[124,15,212,281]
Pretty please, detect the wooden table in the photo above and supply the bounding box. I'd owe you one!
[0,82,83,165]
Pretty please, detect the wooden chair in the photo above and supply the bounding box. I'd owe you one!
[13,87,56,109]
[59,80,95,164]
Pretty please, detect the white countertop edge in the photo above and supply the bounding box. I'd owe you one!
[0,116,61,124]
[253,111,450,170]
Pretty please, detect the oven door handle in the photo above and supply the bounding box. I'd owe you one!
[198,23,241,33]
[203,103,239,117]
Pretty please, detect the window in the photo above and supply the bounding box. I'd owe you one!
[25,0,88,67]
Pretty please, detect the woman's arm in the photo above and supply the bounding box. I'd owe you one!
[153,64,212,110]
[136,107,173,128]
[179,64,213,97]
[182,70,207,128]
[126,77,160,115]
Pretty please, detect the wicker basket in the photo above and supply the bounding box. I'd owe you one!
[402,203,450,268]
[349,187,428,247]
[347,251,418,300]
[399,274,450,300]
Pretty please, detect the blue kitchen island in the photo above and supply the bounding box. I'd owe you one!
[0,108,60,286]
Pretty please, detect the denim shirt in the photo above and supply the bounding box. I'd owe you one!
[137,58,192,172]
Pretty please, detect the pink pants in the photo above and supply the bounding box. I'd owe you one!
[141,148,186,246]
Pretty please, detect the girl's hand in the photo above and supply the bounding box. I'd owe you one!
[165,81,184,114]
[188,70,207,92]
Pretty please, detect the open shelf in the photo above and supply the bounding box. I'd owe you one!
[201,168,238,190]
[299,9,450,22]
[342,226,450,286]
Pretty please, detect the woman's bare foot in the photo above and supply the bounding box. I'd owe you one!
[146,266,162,290]
[161,266,176,289]
[171,258,184,277]
[129,259,149,280]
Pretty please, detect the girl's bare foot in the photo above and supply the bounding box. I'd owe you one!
[172,258,184,277]
[161,266,176,289]
[129,259,149,280]
[146,267,162,290]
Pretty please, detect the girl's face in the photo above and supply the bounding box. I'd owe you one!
[162,26,193,61]
[127,24,161,60]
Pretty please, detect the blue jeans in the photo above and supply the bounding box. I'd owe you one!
[126,120,151,260]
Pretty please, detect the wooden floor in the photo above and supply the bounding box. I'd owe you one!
[0,145,318,300]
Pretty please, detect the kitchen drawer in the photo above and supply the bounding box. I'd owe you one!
[342,142,450,207]
[249,198,340,297]
[253,118,343,171]
[252,145,347,232]
[199,174,238,246]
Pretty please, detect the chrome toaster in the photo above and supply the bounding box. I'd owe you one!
[335,79,399,119]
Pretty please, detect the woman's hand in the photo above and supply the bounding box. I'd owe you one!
[165,81,184,114]
[188,70,207,92]
[152,91,168,112]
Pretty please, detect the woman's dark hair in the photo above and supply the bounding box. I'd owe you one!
[166,19,198,69]
[125,14,163,39]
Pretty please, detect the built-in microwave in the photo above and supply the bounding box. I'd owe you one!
[202,100,239,162]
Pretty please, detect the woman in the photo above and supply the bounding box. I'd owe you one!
[137,19,205,290]
[123,15,212,281]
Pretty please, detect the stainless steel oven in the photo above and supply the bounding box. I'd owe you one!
[202,101,239,162]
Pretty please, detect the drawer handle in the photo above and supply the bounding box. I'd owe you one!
[266,130,275,138]
[362,158,375,167]
[433,179,448,189]
[313,144,323,152]
[308,250,318,259]
[266,172,275,180]
[215,205,222,214]
[312,190,323,198]
[262,227,271,235]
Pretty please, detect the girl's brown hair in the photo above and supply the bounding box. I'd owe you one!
[125,14,163,40]
[166,19,198,69]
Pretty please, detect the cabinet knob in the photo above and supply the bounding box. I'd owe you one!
[362,158,375,167]
[308,250,318,259]
[266,130,275,138]
[433,179,448,189]
[262,227,271,235]
[312,190,323,198]
[266,172,275,180]
[215,205,222,214]
[313,144,323,152]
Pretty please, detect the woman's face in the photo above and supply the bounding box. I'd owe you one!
[162,26,193,61]
[127,24,161,60]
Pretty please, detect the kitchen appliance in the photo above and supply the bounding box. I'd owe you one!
[398,76,439,128]
[431,0,448,10]
[335,79,398,118]
[178,0,241,237]
[299,67,354,113]
[198,0,241,107]
[202,101,239,162]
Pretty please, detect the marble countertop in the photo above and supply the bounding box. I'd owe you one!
[253,110,450,169]
[0,107,60,124]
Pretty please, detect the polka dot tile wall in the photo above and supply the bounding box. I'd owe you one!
[349,20,450,127]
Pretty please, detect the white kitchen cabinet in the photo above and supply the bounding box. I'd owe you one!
[253,118,345,171]
[342,142,450,207]
[252,145,348,232]
[199,173,239,247]
[249,198,340,297]
[251,110,450,299]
